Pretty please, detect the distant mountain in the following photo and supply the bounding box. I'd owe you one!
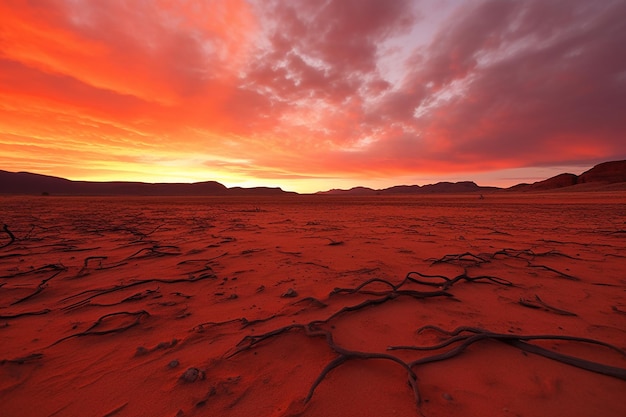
[509,160,626,192]
[1,160,624,196]
[515,173,579,191]
[227,186,292,196]
[0,170,294,196]
[578,160,626,184]
[318,160,625,195]
[318,181,498,195]
[320,186,377,195]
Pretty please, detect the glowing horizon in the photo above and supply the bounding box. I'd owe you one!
[1,0,625,193]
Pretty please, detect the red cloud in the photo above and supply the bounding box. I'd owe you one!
[362,0,626,173]
[1,0,625,187]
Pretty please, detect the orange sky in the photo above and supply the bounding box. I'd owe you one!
[1,0,625,193]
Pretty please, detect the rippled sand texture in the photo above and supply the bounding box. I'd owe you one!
[1,193,625,417]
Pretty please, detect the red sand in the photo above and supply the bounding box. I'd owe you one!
[1,193,625,417]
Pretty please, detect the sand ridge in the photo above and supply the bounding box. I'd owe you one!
[1,194,625,417]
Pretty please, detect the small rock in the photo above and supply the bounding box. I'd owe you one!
[228,293,238,299]
[181,367,200,383]
[168,360,179,369]
[281,288,298,298]
[134,346,149,357]
[157,338,178,350]
[442,393,453,401]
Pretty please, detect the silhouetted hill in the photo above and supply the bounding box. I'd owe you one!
[1,160,624,196]
[320,186,377,195]
[319,160,625,195]
[318,181,497,195]
[0,171,294,196]
[578,160,626,184]
[522,173,578,191]
[509,160,626,192]
[227,186,295,196]
[420,181,495,194]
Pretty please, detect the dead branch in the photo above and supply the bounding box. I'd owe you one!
[0,224,16,248]
[10,264,67,305]
[49,310,150,347]
[60,273,216,311]
[0,353,44,365]
[429,252,489,266]
[518,295,577,316]
[529,264,580,281]
[0,309,51,319]
[395,326,626,380]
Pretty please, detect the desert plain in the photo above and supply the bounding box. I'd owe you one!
[1,192,625,417]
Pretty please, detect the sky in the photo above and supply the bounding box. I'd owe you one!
[1,0,625,193]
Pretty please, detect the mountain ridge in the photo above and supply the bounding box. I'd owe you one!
[0,170,293,196]
[0,160,624,196]
[317,160,626,195]
[509,160,626,192]
[317,181,499,195]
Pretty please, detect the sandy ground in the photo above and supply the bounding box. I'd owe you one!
[1,193,625,417]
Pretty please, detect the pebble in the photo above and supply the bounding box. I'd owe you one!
[135,346,149,356]
[281,288,298,298]
[181,367,200,383]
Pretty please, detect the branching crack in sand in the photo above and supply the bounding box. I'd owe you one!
[0,224,16,249]
[1,196,625,417]
[223,269,626,411]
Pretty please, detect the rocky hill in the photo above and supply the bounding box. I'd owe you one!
[318,181,498,195]
[578,160,626,184]
[510,160,626,192]
[1,160,624,196]
[0,170,293,196]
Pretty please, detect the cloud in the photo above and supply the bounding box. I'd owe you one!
[1,0,625,190]
[236,0,419,142]
[238,0,626,178]
[369,0,626,171]
[0,0,258,101]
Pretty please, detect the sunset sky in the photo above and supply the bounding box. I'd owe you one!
[1,0,625,193]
